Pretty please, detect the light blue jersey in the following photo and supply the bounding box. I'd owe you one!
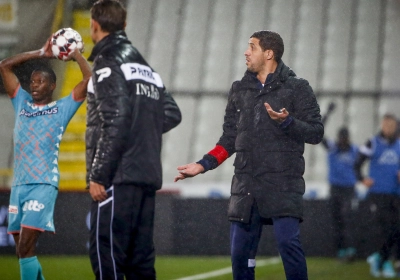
[11,85,83,187]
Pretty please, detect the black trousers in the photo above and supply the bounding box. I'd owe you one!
[89,184,156,280]
[368,193,400,266]
[230,204,308,280]
[329,186,355,250]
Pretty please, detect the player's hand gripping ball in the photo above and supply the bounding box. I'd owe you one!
[51,28,84,60]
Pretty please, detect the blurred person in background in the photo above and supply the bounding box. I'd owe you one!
[174,30,323,280]
[0,39,90,279]
[86,1,181,279]
[354,113,400,278]
[321,107,358,261]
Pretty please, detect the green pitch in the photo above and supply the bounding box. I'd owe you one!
[0,255,387,279]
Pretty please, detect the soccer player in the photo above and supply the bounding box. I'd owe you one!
[0,38,91,280]
[175,30,323,280]
[354,114,400,278]
[322,127,358,261]
[86,1,181,279]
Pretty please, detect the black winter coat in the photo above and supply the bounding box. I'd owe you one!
[212,61,323,223]
[86,31,181,190]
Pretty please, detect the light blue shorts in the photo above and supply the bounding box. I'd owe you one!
[8,184,58,234]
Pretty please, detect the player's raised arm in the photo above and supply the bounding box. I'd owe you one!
[66,48,91,101]
[0,37,54,98]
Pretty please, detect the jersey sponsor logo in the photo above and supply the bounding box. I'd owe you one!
[8,205,18,214]
[378,149,399,165]
[120,63,163,88]
[136,83,160,100]
[22,200,45,212]
[337,153,354,164]
[96,67,112,82]
[19,107,58,118]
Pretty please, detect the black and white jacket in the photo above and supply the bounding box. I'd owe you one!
[86,31,181,190]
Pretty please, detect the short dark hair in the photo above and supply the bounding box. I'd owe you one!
[383,113,397,122]
[32,66,56,84]
[91,0,126,33]
[338,127,349,138]
[250,30,284,62]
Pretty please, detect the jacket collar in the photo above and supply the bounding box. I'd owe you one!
[242,60,295,89]
[88,30,128,62]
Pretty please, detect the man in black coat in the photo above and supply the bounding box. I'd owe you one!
[87,1,181,279]
[175,30,323,280]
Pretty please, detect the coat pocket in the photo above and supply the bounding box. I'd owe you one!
[233,151,248,173]
[230,174,250,194]
[227,194,253,224]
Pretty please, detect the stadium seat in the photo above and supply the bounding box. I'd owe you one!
[202,0,240,92]
[307,144,328,183]
[381,0,400,93]
[320,0,354,92]
[347,97,376,145]
[125,0,155,56]
[350,0,381,92]
[378,97,400,119]
[291,0,324,89]
[303,144,313,181]
[146,0,181,88]
[171,0,212,92]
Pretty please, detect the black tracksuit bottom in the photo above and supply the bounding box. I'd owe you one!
[89,184,156,280]
[368,193,400,268]
[329,186,356,251]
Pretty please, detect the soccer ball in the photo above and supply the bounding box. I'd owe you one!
[51,28,84,60]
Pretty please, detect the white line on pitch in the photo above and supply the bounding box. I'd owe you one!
[174,257,281,280]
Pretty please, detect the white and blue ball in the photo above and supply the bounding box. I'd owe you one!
[51,28,84,60]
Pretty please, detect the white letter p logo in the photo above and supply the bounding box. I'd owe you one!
[96,67,112,82]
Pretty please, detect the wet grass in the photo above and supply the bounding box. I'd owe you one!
[0,255,391,279]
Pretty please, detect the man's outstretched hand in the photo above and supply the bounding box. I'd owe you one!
[174,163,204,182]
[264,102,289,124]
